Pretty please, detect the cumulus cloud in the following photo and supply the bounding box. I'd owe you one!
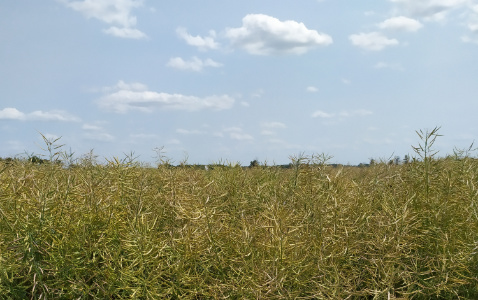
[167,57,223,72]
[0,107,80,122]
[97,81,235,113]
[349,32,399,51]
[224,14,333,55]
[176,27,219,51]
[60,0,147,39]
[378,16,423,31]
[312,109,372,118]
[0,108,24,120]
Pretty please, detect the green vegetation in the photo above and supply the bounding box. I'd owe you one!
[1,128,478,299]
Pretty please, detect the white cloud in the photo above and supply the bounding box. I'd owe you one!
[176,27,219,51]
[229,132,254,141]
[82,123,103,130]
[345,109,373,117]
[462,5,478,43]
[97,81,235,113]
[224,14,333,55]
[29,111,80,122]
[265,138,301,150]
[60,0,147,39]
[312,109,372,118]
[378,16,423,31]
[261,130,275,136]
[260,122,286,136]
[223,127,254,141]
[374,61,404,70]
[176,128,204,135]
[349,32,399,51]
[251,89,265,98]
[103,26,146,39]
[84,132,115,141]
[389,0,468,20]
[167,57,223,72]
[262,122,287,129]
[104,80,147,92]
[311,110,335,118]
[306,86,319,93]
[0,108,24,120]
[82,122,114,141]
[341,78,351,84]
[167,139,181,145]
[0,107,80,122]
[130,133,158,139]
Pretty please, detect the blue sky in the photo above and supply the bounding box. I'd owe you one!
[1,0,478,165]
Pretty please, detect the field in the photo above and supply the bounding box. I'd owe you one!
[1,131,478,299]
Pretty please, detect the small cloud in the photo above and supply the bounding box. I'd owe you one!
[176,27,219,51]
[377,16,423,32]
[262,121,287,129]
[82,123,104,131]
[374,61,404,71]
[350,109,373,116]
[230,132,254,141]
[29,110,80,122]
[341,78,351,84]
[260,122,286,136]
[240,101,250,107]
[389,0,468,21]
[266,138,301,150]
[82,122,114,141]
[60,0,147,39]
[311,110,335,118]
[306,86,319,93]
[261,130,275,136]
[84,132,115,142]
[349,32,399,51]
[312,109,372,118]
[130,133,158,139]
[167,139,181,145]
[0,107,80,122]
[102,80,148,92]
[225,14,332,55]
[103,26,147,39]
[0,108,24,120]
[166,56,223,72]
[251,89,265,98]
[223,127,254,141]
[97,81,235,113]
[176,128,204,135]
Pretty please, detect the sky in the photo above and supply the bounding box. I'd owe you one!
[1,0,478,166]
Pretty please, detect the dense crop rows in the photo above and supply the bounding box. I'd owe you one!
[1,133,478,298]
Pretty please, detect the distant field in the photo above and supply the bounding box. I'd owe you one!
[1,132,478,299]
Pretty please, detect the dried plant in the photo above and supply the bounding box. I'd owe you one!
[1,130,477,299]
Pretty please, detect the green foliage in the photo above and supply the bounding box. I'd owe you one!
[1,131,478,298]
